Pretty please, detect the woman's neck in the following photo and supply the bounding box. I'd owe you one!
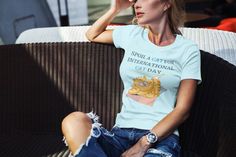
[148,30,175,46]
[147,18,176,46]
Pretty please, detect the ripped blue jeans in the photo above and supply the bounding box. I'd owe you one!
[63,112,181,157]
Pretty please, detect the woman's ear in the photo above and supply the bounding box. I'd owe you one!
[163,1,171,11]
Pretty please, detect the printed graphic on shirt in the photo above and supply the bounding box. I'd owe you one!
[128,76,160,98]
[125,51,177,106]
[127,76,163,106]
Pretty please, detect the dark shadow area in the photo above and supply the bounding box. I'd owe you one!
[0,42,124,156]
[185,0,236,28]
[179,50,236,157]
[0,44,74,156]
[184,16,222,27]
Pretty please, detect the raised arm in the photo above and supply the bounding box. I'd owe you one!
[85,0,134,44]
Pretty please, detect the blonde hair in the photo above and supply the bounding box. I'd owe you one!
[166,0,185,34]
[132,0,185,35]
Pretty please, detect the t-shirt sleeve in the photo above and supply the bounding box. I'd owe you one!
[181,45,202,84]
[112,25,132,49]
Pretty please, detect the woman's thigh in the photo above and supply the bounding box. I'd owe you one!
[96,127,149,157]
[76,127,131,157]
[144,134,181,157]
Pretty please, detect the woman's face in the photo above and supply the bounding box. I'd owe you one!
[134,0,169,25]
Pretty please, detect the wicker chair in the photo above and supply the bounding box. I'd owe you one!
[0,42,235,157]
[15,26,236,66]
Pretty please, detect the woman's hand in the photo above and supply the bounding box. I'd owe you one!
[121,136,151,157]
[111,0,135,13]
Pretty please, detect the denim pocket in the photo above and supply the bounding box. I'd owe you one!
[169,141,181,152]
[157,134,181,153]
[111,126,128,138]
[111,126,121,132]
[100,127,115,137]
[165,136,181,153]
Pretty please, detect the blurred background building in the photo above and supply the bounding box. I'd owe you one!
[0,0,134,45]
[0,0,235,45]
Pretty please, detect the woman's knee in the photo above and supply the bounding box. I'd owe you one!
[61,112,94,155]
[61,111,92,133]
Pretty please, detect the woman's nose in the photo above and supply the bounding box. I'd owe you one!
[134,0,141,9]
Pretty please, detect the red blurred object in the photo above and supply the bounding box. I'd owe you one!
[208,18,236,32]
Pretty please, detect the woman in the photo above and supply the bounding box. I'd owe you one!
[62,0,201,157]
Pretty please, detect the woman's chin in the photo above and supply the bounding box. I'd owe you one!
[136,21,145,26]
[136,19,148,26]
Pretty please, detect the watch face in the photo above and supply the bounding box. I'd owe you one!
[147,132,158,143]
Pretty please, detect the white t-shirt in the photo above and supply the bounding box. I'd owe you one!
[112,25,202,136]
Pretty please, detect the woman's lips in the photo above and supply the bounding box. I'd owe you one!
[136,12,144,18]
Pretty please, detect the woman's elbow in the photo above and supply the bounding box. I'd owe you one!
[85,31,94,42]
[176,108,190,122]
